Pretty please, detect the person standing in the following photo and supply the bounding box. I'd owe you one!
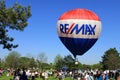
[42,71,45,80]
[31,71,35,80]
[44,71,48,80]
[96,70,102,80]
[20,69,28,80]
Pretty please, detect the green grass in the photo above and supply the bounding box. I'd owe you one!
[0,76,71,80]
[0,73,13,80]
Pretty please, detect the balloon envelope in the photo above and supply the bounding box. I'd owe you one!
[57,9,101,58]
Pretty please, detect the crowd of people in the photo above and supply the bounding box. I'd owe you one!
[1,68,120,80]
[9,68,50,80]
[55,69,120,80]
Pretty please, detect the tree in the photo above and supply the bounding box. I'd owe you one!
[76,62,83,69]
[82,64,91,70]
[38,53,47,63]
[101,48,120,70]
[49,63,54,69]
[18,57,31,68]
[37,52,47,69]
[91,63,103,70]
[63,55,74,63]
[29,57,36,69]
[0,0,31,50]
[5,51,20,68]
[63,55,75,69]
[54,54,64,69]
[1,59,6,68]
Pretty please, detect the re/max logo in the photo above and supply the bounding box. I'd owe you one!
[60,23,96,35]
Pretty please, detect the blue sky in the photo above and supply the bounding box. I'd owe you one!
[0,0,120,64]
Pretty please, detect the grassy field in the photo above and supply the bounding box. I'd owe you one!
[0,76,71,80]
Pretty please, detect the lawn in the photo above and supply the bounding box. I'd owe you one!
[0,76,71,80]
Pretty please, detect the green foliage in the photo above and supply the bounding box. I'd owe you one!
[63,55,75,69]
[37,53,48,69]
[38,53,47,63]
[54,54,64,69]
[4,51,37,69]
[91,63,103,70]
[5,51,20,68]
[54,54,83,70]
[101,48,120,70]
[64,55,74,63]
[2,48,120,70]
[29,57,37,68]
[77,62,83,69]
[0,0,31,50]
[82,64,91,70]
[18,57,31,68]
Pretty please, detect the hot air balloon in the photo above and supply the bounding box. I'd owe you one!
[57,9,102,58]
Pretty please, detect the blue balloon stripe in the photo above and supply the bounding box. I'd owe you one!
[59,37,98,57]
